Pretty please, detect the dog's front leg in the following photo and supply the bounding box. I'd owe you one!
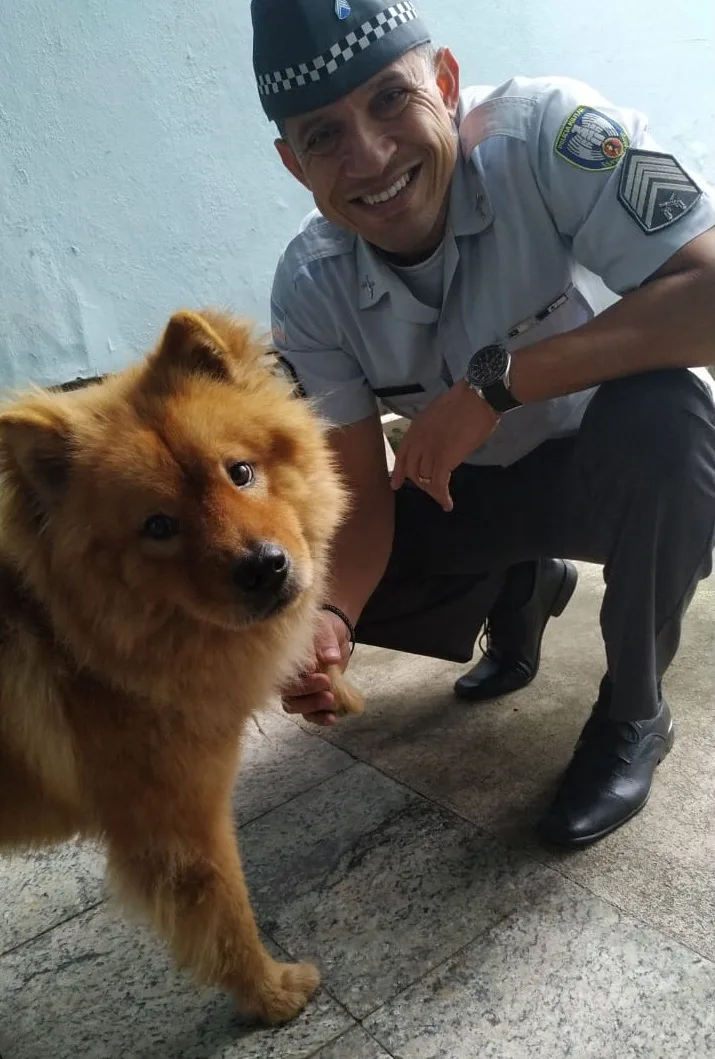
[106,811,319,1024]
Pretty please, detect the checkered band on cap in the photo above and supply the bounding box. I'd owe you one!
[251,0,431,122]
[257,2,419,98]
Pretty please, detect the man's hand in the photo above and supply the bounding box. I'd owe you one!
[281,609,352,726]
[390,381,500,510]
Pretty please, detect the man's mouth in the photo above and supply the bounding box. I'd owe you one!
[354,166,420,207]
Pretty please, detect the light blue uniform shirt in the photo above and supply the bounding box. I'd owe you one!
[271,75,715,467]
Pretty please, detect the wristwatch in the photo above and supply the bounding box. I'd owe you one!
[466,343,522,413]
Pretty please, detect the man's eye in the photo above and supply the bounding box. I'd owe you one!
[375,88,408,113]
[305,128,339,155]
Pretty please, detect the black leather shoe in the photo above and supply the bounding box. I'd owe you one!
[537,697,675,847]
[453,558,578,703]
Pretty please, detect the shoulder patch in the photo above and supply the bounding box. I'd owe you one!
[554,106,630,171]
[617,149,702,234]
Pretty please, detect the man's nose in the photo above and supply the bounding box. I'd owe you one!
[341,116,397,179]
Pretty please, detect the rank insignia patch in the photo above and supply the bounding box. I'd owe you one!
[617,148,702,234]
[554,106,630,171]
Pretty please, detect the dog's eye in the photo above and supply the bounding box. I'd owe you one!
[141,514,179,541]
[228,462,255,489]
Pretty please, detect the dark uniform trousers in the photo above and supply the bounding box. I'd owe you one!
[355,370,715,722]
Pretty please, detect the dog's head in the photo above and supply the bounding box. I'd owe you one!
[0,311,347,636]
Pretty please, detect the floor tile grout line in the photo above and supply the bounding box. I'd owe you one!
[525,856,715,968]
[357,910,517,1026]
[298,727,715,970]
[367,754,715,967]
[2,759,414,969]
[256,795,431,932]
[0,898,107,960]
[263,892,517,1056]
[308,911,522,1058]
[302,1031,351,1058]
[357,1023,400,1058]
[257,920,369,1058]
[303,1021,401,1059]
[5,722,712,1050]
[366,1027,400,1058]
[237,760,357,829]
[0,759,359,964]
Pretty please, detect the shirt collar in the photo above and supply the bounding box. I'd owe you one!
[449,134,494,238]
[355,136,493,313]
[355,237,440,321]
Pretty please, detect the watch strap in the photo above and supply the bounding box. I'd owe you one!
[480,378,522,413]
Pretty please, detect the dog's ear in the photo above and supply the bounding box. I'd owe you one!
[150,311,232,384]
[0,404,72,503]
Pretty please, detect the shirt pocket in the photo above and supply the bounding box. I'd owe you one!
[504,283,595,352]
[372,382,430,419]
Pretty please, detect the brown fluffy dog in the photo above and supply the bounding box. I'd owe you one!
[0,309,363,1024]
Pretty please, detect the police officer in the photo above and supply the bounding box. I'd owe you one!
[250,0,715,845]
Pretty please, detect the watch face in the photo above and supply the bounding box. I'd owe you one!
[467,345,510,390]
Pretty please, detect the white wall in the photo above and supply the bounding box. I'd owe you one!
[1,0,713,387]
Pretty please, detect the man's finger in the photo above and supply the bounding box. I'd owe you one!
[317,642,341,664]
[390,448,408,491]
[303,710,338,727]
[415,465,453,512]
[282,687,335,714]
[283,671,332,700]
[282,695,338,726]
[433,469,454,512]
[314,624,342,664]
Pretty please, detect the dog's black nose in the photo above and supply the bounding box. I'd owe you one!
[232,541,289,596]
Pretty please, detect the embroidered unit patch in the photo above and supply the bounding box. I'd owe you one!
[554,106,630,171]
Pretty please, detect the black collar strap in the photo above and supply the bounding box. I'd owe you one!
[321,603,356,655]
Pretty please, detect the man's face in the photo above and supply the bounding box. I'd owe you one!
[276,48,460,262]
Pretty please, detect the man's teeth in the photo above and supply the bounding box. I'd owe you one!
[360,170,413,206]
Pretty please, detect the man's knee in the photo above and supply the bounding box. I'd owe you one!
[579,369,715,482]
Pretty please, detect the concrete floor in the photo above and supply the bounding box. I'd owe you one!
[1,562,713,1058]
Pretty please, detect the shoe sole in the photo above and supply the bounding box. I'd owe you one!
[538,721,676,848]
[454,561,579,703]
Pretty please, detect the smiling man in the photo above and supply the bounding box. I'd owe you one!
[251,0,715,846]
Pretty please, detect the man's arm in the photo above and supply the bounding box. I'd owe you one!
[509,228,715,405]
[323,410,395,626]
[390,230,715,511]
[269,237,394,722]
[281,410,394,723]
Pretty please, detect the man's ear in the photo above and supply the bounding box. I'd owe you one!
[434,47,460,116]
[149,310,232,384]
[275,138,312,191]
[0,403,72,504]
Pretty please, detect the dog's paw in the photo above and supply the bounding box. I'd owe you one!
[241,959,320,1025]
[327,665,365,717]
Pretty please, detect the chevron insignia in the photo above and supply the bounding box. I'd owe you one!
[617,149,702,234]
[335,0,352,18]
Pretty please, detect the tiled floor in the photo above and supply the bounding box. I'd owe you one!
[1,563,714,1058]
